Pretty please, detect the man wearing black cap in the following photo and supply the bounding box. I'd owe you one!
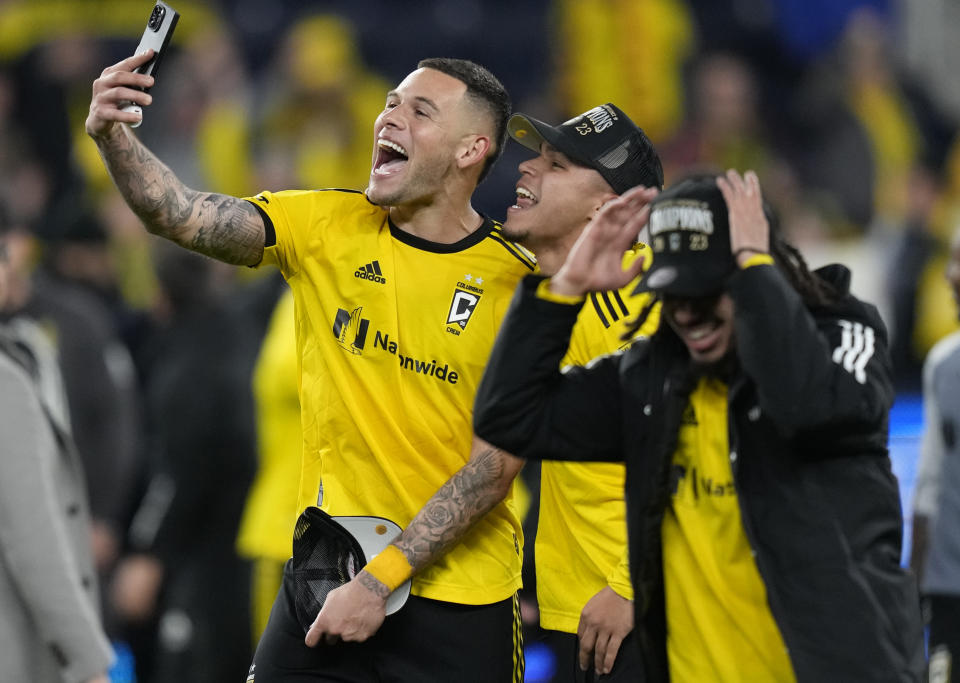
[497,103,662,680]
[475,170,926,681]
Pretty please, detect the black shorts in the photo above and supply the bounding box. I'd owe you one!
[537,628,642,683]
[248,561,524,682]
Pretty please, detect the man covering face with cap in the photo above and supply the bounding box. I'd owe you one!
[474,171,925,681]
[634,172,746,367]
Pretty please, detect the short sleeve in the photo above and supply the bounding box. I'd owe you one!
[244,189,320,278]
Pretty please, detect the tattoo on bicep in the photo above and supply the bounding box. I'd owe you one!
[358,571,391,599]
[189,193,265,265]
[397,446,506,571]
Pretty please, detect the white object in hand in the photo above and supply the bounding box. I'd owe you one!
[122,103,143,128]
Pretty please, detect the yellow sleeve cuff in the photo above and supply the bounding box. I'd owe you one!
[608,578,634,600]
[363,545,413,591]
[535,278,586,305]
[741,253,775,269]
[606,550,634,600]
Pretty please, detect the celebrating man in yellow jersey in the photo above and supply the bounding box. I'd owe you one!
[498,104,662,681]
[87,53,533,682]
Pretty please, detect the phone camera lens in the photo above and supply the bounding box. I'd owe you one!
[148,5,165,31]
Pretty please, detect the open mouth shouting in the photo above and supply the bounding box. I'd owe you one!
[373,138,409,176]
[510,185,537,211]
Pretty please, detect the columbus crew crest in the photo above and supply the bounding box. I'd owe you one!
[446,274,484,336]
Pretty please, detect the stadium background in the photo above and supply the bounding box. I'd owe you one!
[0,0,954,680]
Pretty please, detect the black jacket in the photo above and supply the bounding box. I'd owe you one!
[475,264,925,682]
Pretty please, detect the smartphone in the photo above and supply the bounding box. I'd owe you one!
[122,1,180,127]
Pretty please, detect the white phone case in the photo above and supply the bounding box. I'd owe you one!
[123,1,180,127]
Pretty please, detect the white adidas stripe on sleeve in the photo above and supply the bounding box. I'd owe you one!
[831,320,875,384]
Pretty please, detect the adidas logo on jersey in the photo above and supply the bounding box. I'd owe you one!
[355,260,386,284]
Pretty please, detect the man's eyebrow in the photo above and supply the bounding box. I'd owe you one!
[413,95,440,113]
[541,143,569,162]
[384,92,440,114]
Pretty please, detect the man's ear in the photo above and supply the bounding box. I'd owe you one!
[581,191,619,227]
[456,134,492,173]
[594,190,619,212]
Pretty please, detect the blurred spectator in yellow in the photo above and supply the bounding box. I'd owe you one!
[661,53,774,184]
[252,13,392,191]
[884,153,960,390]
[88,193,159,340]
[829,5,956,242]
[657,53,829,251]
[841,8,922,229]
[111,244,257,683]
[552,0,693,145]
[236,285,302,644]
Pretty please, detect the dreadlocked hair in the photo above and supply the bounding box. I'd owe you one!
[769,234,841,308]
[762,195,840,308]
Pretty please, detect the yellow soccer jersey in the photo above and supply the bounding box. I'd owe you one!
[661,376,795,681]
[536,246,659,633]
[246,188,536,605]
[237,287,301,563]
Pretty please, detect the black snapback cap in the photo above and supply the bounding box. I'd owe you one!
[507,103,664,193]
[633,175,737,297]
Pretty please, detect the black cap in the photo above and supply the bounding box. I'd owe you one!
[507,103,664,193]
[633,175,737,297]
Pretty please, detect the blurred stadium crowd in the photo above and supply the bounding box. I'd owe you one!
[1,0,959,680]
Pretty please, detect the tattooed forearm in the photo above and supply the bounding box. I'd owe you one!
[357,570,391,599]
[395,445,519,573]
[95,125,264,266]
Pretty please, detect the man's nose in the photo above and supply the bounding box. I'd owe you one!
[517,155,544,176]
[673,299,697,316]
[379,107,405,130]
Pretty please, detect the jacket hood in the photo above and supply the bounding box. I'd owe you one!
[812,263,852,295]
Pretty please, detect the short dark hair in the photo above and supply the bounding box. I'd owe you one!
[417,57,511,183]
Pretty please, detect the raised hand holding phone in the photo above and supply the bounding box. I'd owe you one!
[121,1,179,127]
